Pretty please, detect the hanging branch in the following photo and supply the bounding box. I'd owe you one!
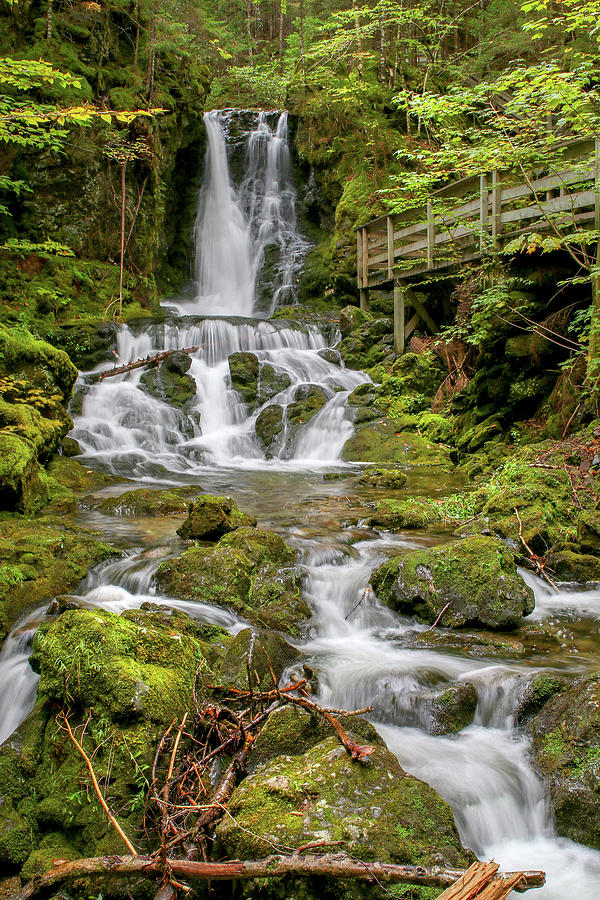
[97,346,202,379]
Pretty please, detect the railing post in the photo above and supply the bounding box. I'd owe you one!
[393,276,405,355]
[479,174,488,254]
[492,170,501,247]
[427,200,435,269]
[360,227,370,310]
[356,229,362,291]
[593,136,600,355]
[387,216,394,281]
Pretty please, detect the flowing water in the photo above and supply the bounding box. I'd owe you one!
[2,109,600,896]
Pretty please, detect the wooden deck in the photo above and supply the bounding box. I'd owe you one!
[356,136,599,352]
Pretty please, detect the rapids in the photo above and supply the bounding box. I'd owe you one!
[2,109,600,897]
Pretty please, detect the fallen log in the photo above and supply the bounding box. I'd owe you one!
[98,347,202,380]
[12,853,545,900]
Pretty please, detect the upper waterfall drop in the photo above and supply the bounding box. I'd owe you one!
[190,109,308,318]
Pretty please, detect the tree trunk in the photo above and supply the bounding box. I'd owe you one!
[247,0,254,59]
[279,0,285,71]
[298,0,306,82]
[45,0,52,41]
[353,0,363,78]
[146,17,156,97]
[119,162,126,318]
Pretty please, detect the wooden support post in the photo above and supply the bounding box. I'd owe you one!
[387,216,394,281]
[479,174,488,254]
[360,228,369,310]
[356,229,362,292]
[591,136,600,363]
[393,276,405,355]
[427,200,435,269]
[492,169,501,247]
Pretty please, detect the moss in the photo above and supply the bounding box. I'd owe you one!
[286,385,328,425]
[45,456,126,494]
[95,487,195,517]
[370,353,447,420]
[368,499,440,531]
[229,352,260,406]
[342,421,454,471]
[256,404,285,456]
[430,684,477,735]
[177,494,257,541]
[357,467,408,489]
[577,510,600,553]
[218,628,301,694]
[156,528,309,637]
[0,799,33,870]
[516,674,570,724]
[216,737,474,873]
[371,535,534,630]
[0,515,119,640]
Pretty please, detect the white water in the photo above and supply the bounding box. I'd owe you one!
[3,108,600,897]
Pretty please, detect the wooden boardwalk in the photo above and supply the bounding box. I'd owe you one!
[356,137,598,353]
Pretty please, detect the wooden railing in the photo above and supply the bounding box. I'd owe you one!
[356,137,598,301]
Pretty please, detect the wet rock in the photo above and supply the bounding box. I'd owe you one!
[0,799,33,870]
[368,498,437,531]
[218,628,301,692]
[339,315,393,369]
[515,673,570,725]
[371,535,535,630]
[177,494,256,540]
[95,487,194,517]
[342,421,454,471]
[156,527,309,636]
[45,456,125,494]
[547,550,600,583]
[577,510,600,554]
[529,674,600,849]
[228,351,259,405]
[348,383,377,407]
[59,437,81,457]
[413,629,526,659]
[357,467,407,489]
[216,736,475,885]
[139,354,196,409]
[286,384,328,424]
[258,363,291,404]
[338,305,373,337]
[430,683,478,735]
[317,348,342,366]
[255,404,284,456]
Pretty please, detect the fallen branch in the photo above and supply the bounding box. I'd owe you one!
[12,853,546,900]
[98,347,202,380]
[426,602,451,631]
[514,507,559,591]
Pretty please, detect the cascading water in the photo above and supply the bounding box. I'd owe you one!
[4,108,600,899]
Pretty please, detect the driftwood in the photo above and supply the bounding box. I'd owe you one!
[11,853,546,900]
[437,861,531,899]
[98,346,201,379]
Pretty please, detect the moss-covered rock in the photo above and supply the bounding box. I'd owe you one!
[286,384,328,425]
[577,510,600,553]
[229,351,260,406]
[216,737,475,888]
[370,352,446,420]
[0,799,33,871]
[0,516,119,641]
[45,456,126,494]
[368,498,439,531]
[258,363,291,404]
[547,550,600,583]
[339,305,373,336]
[255,404,285,457]
[430,683,478,735]
[515,673,570,725]
[357,467,408,489]
[177,494,256,540]
[95,487,194,517]
[371,535,534,630]
[218,628,301,693]
[139,352,196,409]
[342,421,454,471]
[339,316,393,369]
[156,527,309,636]
[529,674,600,849]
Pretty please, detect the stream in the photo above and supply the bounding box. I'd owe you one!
[2,108,600,896]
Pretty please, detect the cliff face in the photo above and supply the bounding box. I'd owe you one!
[0,0,211,340]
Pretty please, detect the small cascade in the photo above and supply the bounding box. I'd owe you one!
[0,608,43,744]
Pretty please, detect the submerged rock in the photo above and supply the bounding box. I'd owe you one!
[342,421,454,471]
[430,683,478,735]
[371,535,534,630]
[95,487,194,517]
[529,674,600,849]
[156,526,309,636]
[177,494,256,540]
[357,467,408,489]
[139,351,196,409]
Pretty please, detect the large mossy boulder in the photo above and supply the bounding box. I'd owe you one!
[371,535,534,630]
[529,674,600,849]
[429,683,478,735]
[177,494,256,540]
[0,605,228,877]
[368,498,440,531]
[156,527,309,636]
[258,363,291,404]
[0,325,78,512]
[139,352,196,409]
[218,628,301,693]
[342,421,454,471]
[339,314,393,369]
[95,487,194,517]
[357,466,408,489]
[0,516,119,641]
[228,351,259,405]
[286,384,328,425]
[255,404,284,456]
[216,737,475,892]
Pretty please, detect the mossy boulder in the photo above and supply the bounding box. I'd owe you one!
[577,510,600,553]
[177,494,256,540]
[430,683,478,735]
[371,535,534,630]
[529,674,600,849]
[255,404,284,457]
[0,516,119,641]
[357,467,408,489]
[515,673,570,725]
[139,352,196,409]
[216,737,474,885]
[228,351,260,406]
[368,498,440,531]
[95,487,194,517]
[286,384,328,425]
[342,421,454,471]
[156,527,309,636]
[0,799,33,871]
[218,628,301,693]
[339,316,393,369]
[30,606,226,723]
[547,550,600,583]
[338,305,373,336]
[45,456,126,494]
[258,363,291,404]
